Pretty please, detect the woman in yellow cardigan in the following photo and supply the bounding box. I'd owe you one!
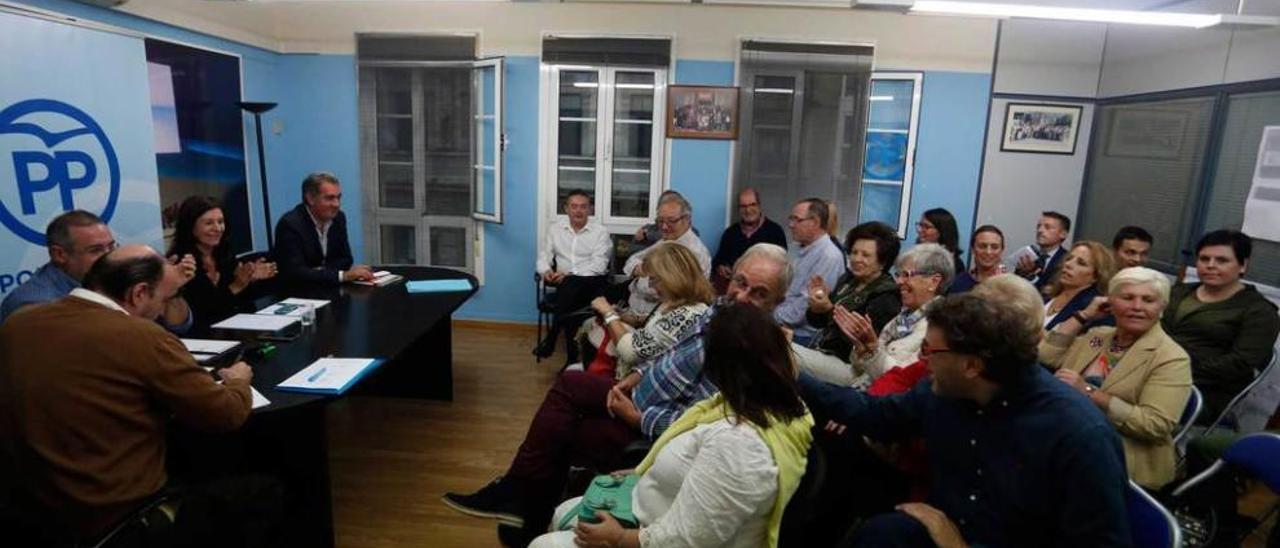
[1039,266,1192,489]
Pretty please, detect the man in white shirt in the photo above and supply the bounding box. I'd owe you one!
[535,190,613,358]
[775,198,846,345]
[621,196,711,317]
[1008,211,1071,290]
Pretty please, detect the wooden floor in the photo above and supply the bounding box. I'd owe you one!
[328,321,559,547]
[327,321,1276,547]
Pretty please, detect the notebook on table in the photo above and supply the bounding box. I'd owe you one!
[276,357,385,395]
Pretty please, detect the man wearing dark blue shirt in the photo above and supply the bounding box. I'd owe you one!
[799,294,1131,547]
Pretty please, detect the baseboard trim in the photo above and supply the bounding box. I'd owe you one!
[453,318,538,333]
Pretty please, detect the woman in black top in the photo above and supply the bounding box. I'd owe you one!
[169,196,277,327]
[915,207,966,275]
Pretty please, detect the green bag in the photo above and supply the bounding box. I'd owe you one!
[557,473,639,530]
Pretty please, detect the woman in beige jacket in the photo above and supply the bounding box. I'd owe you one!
[1039,266,1192,489]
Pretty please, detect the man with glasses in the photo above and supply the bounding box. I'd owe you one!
[777,198,846,345]
[798,294,1130,547]
[621,196,710,318]
[1,210,194,329]
[712,188,787,293]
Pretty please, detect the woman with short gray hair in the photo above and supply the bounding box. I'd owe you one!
[1040,266,1191,489]
[832,243,955,385]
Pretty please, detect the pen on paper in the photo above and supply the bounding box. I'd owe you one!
[307,367,327,383]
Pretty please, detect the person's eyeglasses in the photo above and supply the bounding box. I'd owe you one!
[79,241,118,255]
[787,215,815,224]
[656,215,688,226]
[893,269,932,280]
[920,342,955,358]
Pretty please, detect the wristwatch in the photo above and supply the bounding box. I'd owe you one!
[1073,311,1090,325]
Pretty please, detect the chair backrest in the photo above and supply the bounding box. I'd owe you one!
[1173,386,1202,444]
[1204,351,1279,437]
[1221,432,1280,494]
[1126,480,1182,548]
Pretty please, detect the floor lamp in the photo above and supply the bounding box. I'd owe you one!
[237,101,279,250]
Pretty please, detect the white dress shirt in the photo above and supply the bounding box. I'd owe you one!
[624,229,712,316]
[536,219,613,277]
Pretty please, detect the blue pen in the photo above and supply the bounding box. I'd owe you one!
[307,367,327,383]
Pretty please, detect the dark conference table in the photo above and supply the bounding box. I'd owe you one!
[172,265,477,548]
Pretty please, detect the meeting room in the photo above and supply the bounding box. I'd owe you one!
[2,0,1280,547]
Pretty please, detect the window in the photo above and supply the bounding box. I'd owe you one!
[733,41,874,237]
[357,35,504,274]
[859,73,923,236]
[1077,83,1280,286]
[541,36,670,231]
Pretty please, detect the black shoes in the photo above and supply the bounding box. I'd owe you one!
[442,477,524,528]
[533,335,557,359]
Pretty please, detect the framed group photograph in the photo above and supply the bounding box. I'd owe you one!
[667,85,739,140]
[1000,103,1084,155]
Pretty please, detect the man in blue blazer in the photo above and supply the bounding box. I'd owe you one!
[274,172,373,285]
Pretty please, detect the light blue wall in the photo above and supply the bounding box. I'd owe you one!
[669,60,735,257]
[266,54,362,259]
[456,56,541,322]
[904,71,993,263]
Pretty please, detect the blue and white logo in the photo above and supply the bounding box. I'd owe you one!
[0,99,120,245]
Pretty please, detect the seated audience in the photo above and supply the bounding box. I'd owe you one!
[793,221,902,385]
[799,295,1131,547]
[274,171,373,285]
[1112,225,1154,269]
[630,190,696,253]
[1009,210,1072,290]
[622,196,711,318]
[915,207,965,275]
[1162,229,1280,421]
[0,210,193,331]
[949,224,1005,294]
[833,243,954,385]
[0,245,275,546]
[534,190,613,359]
[530,304,813,548]
[169,196,277,328]
[442,243,791,544]
[711,188,787,293]
[775,198,846,344]
[1040,266,1192,489]
[1042,241,1117,330]
[589,242,713,378]
[868,273,1044,397]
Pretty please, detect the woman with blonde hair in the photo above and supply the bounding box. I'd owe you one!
[1042,241,1117,330]
[1040,267,1191,489]
[592,242,714,377]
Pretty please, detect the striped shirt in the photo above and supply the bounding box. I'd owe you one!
[631,306,718,439]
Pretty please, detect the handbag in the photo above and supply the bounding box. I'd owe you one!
[556,473,639,530]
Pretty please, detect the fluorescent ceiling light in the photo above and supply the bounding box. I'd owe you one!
[910,1,1278,29]
[870,95,894,101]
[616,83,655,89]
[572,82,600,88]
[754,88,795,94]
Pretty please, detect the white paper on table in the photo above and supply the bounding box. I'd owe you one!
[1242,126,1280,243]
[211,314,299,332]
[181,338,240,354]
[277,358,379,392]
[256,297,330,316]
[251,387,271,409]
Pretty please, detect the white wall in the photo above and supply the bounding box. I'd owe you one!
[117,0,997,70]
[975,98,1095,255]
[993,19,1106,97]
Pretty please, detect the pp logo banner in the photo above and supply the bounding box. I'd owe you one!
[0,99,120,246]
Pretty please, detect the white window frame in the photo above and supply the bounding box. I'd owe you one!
[472,57,504,224]
[540,64,668,234]
[864,71,923,238]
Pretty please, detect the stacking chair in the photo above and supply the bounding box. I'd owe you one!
[1202,352,1279,438]
[1127,480,1182,548]
[1175,386,1203,448]
[1169,432,1280,547]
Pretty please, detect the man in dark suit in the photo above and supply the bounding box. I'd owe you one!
[274,172,373,285]
[1010,210,1071,290]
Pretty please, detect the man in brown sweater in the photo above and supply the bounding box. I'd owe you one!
[0,245,254,542]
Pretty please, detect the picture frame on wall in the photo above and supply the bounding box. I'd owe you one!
[1000,102,1084,155]
[1104,108,1191,160]
[667,85,739,140]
